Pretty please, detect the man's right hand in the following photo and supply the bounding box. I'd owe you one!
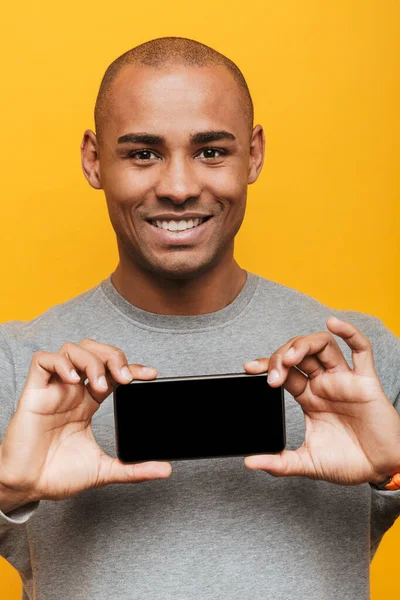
[0,339,172,512]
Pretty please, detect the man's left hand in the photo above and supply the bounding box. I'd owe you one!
[244,316,400,486]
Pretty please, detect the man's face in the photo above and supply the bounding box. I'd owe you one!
[84,64,264,279]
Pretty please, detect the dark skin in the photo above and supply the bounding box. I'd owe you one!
[81,64,263,315]
[0,64,399,515]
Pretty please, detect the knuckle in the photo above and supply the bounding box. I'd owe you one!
[88,355,106,374]
[78,338,97,347]
[58,341,77,353]
[85,358,102,374]
[32,350,49,363]
[360,336,371,350]
[60,354,75,368]
[361,332,371,346]
[110,347,125,361]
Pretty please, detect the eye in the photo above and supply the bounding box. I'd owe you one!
[127,150,160,161]
[196,147,227,159]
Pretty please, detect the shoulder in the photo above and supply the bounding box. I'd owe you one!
[252,272,395,335]
[251,272,400,402]
[0,279,105,354]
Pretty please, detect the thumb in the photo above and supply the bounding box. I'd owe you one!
[244,449,310,478]
[97,456,172,486]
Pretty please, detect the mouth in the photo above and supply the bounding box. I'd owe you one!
[144,214,213,247]
[149,216,212,232]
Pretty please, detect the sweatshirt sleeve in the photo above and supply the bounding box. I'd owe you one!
[369,382,400,558]
[0,325,40,537]
[352,315,400,559]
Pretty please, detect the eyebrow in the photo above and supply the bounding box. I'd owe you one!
[117,130,236,145]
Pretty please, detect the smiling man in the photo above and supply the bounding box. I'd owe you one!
[0,37,399,600]
[82,44,262,313]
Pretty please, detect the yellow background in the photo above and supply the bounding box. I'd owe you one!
[0,0,398,597]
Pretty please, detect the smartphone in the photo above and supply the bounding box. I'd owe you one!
[113,372,286,463]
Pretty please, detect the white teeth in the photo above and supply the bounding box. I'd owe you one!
[153,217,205,231]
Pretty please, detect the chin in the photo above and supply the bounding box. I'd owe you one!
[151,265,209,281]
[146,255,216,281]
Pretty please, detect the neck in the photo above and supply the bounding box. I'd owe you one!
[110,258,247,316]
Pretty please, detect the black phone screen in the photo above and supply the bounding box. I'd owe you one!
[113,372,286,463]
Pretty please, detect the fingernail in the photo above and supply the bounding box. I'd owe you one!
[246,360,261,369]
[268,369,280,384]
[97,375,108,390]
[157,462,172,476]
[284,347,295,357]
[121,366,133,381]
[140,366,157,376]
[70,369,80,380]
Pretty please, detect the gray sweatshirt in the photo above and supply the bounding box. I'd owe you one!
[1,272,399,600]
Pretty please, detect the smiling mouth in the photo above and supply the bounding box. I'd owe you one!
[150,216,211,232]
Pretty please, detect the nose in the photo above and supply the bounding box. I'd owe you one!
[154,156,201,205]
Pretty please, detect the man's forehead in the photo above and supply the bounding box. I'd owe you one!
[112,62,239,97]
[104,64,248,140]
[100,65,248,145]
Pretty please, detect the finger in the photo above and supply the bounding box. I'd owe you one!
[245,358,313,405]
[24,350,84,392]
[244,446,315,478]
[59,342,158,395]
[280,331,351,376]
[325,316,377,377]
[84,364,159,404]
[97,457,172,486]
[70,339,133,383]
[245,337,315,386]
[243,354,310,389]
[77,339,158,384]
[58,342,120,399]
[244,336,305,376]
[243,357,269,373]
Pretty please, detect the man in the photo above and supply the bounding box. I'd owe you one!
[0,36,399,600]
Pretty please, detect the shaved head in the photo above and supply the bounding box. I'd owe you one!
[82,36,265,294]
[94,36,254,145]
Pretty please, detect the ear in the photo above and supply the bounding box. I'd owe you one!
[81,129,102,189]
[248,124,265,184]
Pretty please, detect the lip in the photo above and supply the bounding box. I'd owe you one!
[147,214,212,221]
[146,216,212,245]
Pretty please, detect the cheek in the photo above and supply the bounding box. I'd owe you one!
[207,168,247,214]
[103,169,157,232]
[103,166,153,202]
[206,158,248,196]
